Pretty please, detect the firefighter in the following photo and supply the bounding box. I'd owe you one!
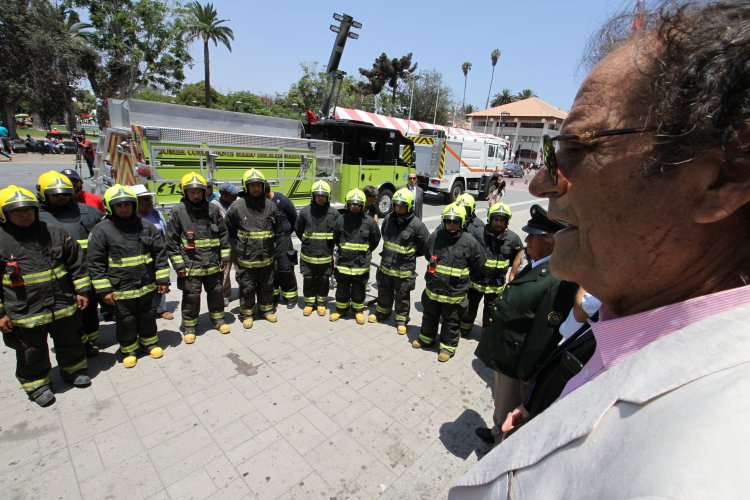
[331,188,381,324]
[460,202,523,337]
[266,182,298,309]
[294,180,339,316]
[0,185,91,406]
[36,170,103,355]
[414,203,485,362]
[87,185,171,368]
[456,193,485,236]
[225,168,278,329]
[166,172,231,343]
[368,188,429,335]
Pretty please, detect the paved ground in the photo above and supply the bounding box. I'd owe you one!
[0,152,540,499]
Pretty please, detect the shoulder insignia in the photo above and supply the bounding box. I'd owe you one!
[547,311,564,326]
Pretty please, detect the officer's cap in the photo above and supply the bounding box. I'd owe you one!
[522,204,568,235]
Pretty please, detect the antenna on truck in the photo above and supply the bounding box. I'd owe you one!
[320,13,362,119]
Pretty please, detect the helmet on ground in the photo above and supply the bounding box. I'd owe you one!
[0,185,39,223]
[488,202,512,223]
[310,180,331,202]
[242,168,266,187]
[37,170,74,201]
[442,203,466,228]
[345,188,366,208]
[180,172,207,195]
[391,188,414,212]
[455,193,476,218]
[103,184,137,214]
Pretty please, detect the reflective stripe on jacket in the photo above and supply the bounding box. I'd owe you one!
[423,228,485,303]
[225,196,277,268]
[379,212,429,280]
[166,200,229,272]
[295,203,339,263]
[333,212,380,276]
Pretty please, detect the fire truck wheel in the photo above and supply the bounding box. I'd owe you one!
[449,180,464,203]
[377,188,393,218]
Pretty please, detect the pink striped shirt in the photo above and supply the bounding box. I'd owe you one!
[560,284,750,398]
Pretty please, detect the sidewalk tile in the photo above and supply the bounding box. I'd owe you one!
[166,469,218,500]
[237,438,312,499]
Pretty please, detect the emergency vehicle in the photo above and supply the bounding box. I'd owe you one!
[94,99,413,215]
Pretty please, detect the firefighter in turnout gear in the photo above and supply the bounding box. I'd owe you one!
[225,168,279,329]
[331,188,381,324]
[0,185,91,407]
[166,172,231,343]
[36,170,103,355]
[294,180,339,317]
[414,203,485,361]
[456,193,485,236]
[460,202,523,337]
[368,188,429,335]
[87,185,171,368]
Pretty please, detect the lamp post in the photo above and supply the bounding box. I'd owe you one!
[499,111,510,138]
[433,86,440,124]
[406,74,421,136]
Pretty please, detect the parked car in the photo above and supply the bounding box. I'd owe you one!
[503,163,524,178]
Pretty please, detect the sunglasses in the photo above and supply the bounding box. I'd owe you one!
[543,126,659,185]
[408,176,417,180]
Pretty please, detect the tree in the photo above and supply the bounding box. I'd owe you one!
[394,69,453,124]
[359,53,417,115]
[176,81,223,107]
[516,89,538,100]
[182,1,234,108]
[485,49,501,109]
[461,61,472,111]
[491,88,516,107]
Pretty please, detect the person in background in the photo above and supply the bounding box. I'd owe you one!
[60,168,106,213]
[212,182,239,306]
[205,181,219,203]
[77,132,96,178]
[266,182,299,309]
[404,172,424,219]
[363,185,379,223]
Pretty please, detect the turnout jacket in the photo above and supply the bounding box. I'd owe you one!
[0,221,90,328]
[423,228,485,304]
[166,199,230,276]
[379,211,430,279]
[87,214,171,299]
[295,202,340,264]
[225,195,278,268]
[468,224,523,294]
[333,211,381,276]
[39,201,103,251]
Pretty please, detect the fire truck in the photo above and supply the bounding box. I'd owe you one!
[94,99,414,215]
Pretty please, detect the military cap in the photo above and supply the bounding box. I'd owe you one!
[522,204,568,235]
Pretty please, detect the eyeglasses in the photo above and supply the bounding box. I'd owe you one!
[543,126,659,185]
[408,176,417,181]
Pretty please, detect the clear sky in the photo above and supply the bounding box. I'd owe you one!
[183,0,638,113]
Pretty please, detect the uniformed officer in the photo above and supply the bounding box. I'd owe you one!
[473,204,577,444]
[460,202,523,337]
[88,185,171,368]
[0,185,92,406]
[166,172,231,343]
[225,168,279,329]
[294,180,339,316]
[369,187,429,335]
[413,203,485,362]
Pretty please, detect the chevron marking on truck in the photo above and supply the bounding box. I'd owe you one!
[402,144,413,164]
[438,141,447,179]
[411,137,435,145]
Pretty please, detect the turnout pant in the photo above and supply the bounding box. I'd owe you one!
[81,288,101,344]
[374,269,416,326]
[418,291,466,356]
[114,290,159,354]
[222,248,238,299]
[236,264,275,319]
[2,312,87,394]
[178,271,225,329]
[333,271,368,313]
[460,288,499,332]
[274,233,298,303]
[300,261,333,306]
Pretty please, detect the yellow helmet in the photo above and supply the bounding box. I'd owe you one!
[488,202,512,223]
[36,170,74,201]
[311,180,331,202]
[103,184,137,214]
[242,168,266,187]
[345,188,366,207]
[455,192,476,217]
[442,203,466,228]
[0,185,39,223]
[180,172,207,195]
[391,188,414,212]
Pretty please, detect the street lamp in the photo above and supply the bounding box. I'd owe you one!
[433,86,440,124]
[406,74,421,136]
[499,111,510,138]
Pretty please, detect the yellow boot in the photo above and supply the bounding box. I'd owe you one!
[317,306,327,316]
[355,312,365,325]
[438,351,452,363]
[368,314,378,323]
[264,312,278,323]
[412,339,424,349]
[397,325,407,335]
[243,317,254,329]
[148,346,163,359]
[303,306,314,316]
[123,354,137,368]
[329,312,341,322]
[217,324,231,334]
[184,333,196,344]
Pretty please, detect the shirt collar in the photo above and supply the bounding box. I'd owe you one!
[531,255,551,268]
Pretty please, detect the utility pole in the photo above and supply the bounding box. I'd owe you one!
[320,13,362,118]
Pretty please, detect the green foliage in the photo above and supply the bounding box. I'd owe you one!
[394,70,453,125]
[461,61,472,110]
[175,81,223,107]
[358,53,417,115]
[516,89,538,100]
[491,88,516,107]
[486,49,502,109]
[134,88,177,104]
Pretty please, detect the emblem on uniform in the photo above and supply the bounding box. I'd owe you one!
[547,311,563,326]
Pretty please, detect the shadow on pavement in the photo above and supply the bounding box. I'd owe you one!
[439,408,487,459]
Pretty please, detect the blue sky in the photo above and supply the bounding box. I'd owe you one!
[183,0,637,113]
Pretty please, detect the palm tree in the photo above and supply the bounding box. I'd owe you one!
[485,49,501,109]
[461,61,472,111]
[491,88,515,107]
[516,88,538,100]
[183,2,234,108]
[58,7,94,133]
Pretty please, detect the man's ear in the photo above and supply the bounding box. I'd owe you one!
[693,125,750,224]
